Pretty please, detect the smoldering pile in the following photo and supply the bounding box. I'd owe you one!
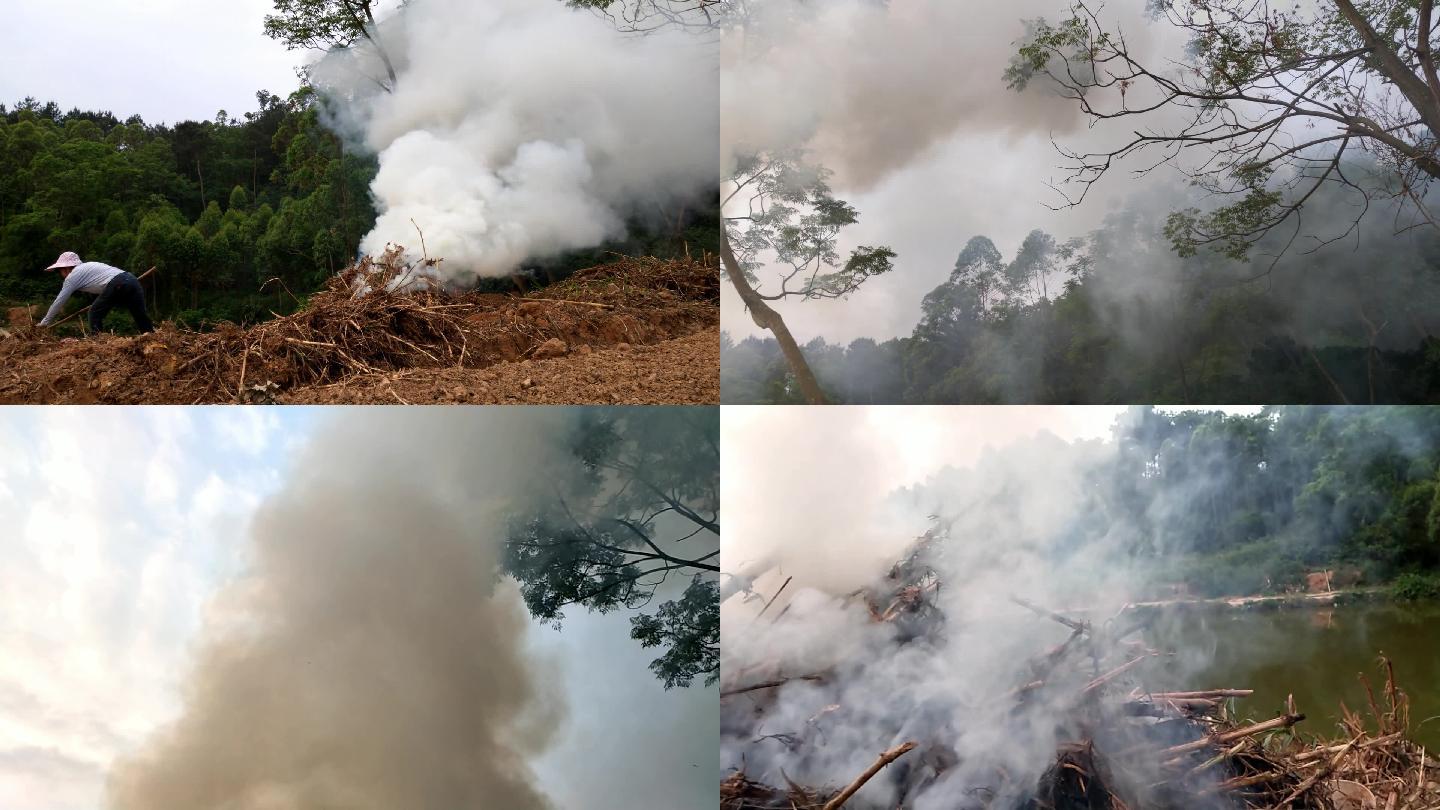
[720,528,1440,810]
[0,246,717,403]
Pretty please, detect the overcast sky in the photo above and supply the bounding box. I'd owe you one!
[0,407,714,810]
[0,0,301,123]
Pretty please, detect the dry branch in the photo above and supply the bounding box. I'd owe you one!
[820,742,917,810]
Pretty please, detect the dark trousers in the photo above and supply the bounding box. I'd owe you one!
[90,272,154,334]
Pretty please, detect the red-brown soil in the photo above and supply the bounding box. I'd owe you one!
[0,255,718,404]
[283,327,719,404]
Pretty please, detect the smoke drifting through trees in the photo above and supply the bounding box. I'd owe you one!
[310,0,718,284]
[724,176,1440,404]
[107,410,573,810]
[720,1,1440,404]
[721,0,1150,186]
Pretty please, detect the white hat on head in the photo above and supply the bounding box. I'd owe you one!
[45,251,82,271]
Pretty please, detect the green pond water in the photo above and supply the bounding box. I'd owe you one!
[1137,599,1440,751]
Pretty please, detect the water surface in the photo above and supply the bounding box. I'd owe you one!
[1137,599,1440,750]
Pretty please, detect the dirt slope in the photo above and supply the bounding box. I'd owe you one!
[284,327,719,404]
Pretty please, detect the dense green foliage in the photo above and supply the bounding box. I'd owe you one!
[1391,572,1440,600]
[503,407,719,689]
[1086,407,1440,597]
[0,91,377,328]
[723,198,1440,404]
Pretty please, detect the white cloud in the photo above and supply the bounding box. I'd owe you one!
[0,408,294,810]
[210,409,282,457]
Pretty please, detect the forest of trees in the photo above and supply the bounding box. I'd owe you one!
[0,90,377,327]
[723,195,1440,405]
[905,406,1440,599]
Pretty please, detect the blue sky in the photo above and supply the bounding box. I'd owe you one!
[0,407,715,810]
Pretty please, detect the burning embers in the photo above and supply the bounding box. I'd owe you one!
[720,528,1439,810]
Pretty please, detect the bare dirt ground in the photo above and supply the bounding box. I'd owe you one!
[0,255,718,404]
[284,327,718,404]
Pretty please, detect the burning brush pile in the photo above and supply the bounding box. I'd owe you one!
[720,530,1440,810]
[0,247,717,403]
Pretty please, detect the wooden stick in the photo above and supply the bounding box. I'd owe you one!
[1144,690,1253,700]
[1292,731,1403,762]
[1277,734,1360,806]
[720,674,825,698]
[1010,595,1087,633]
[755,576,793,621]
[1082,654,1153,694]
[47,266,157,328]
[1200,770,1289,794]
[531,298,615,309]
[236,343,249,403]
[821,742,917,810]
[1188,739,1249,776]
[1141,697,1219,711]
[1159,714,1304,758]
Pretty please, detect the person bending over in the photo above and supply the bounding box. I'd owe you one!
[38,251,154,334]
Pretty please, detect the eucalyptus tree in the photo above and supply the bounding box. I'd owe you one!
[723,151,895,403]
[503,408,720,689]
[1009,0,1440,261]
[263,0,404,91]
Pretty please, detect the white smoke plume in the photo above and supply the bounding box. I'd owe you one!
[719,408,1264,809]
[722,0,1174,189]
[313,0,718,283]
[106,409,575,810]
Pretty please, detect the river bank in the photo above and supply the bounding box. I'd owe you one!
[1122,587,1390,614]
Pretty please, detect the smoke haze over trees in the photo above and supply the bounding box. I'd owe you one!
[721,404,1440,809]
[724,176,1440,404]
[729,404,1440,608]
[1,0,719,333]
[719,0,1440,403]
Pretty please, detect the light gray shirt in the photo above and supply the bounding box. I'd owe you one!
[39,262,125,326]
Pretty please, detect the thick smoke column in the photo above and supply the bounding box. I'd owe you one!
[724,431,1134,807]
[721,410,1246,808]
[107,410,572,810]
[315,0,718,283]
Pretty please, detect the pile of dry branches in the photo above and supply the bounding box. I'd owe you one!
[532,250,719,308]
[0,247,717,403]
[721,531,1440,810]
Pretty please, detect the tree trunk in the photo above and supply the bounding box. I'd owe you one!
[1334,0,1440,137]
[719,230,829,404]
[354,0,399,90]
